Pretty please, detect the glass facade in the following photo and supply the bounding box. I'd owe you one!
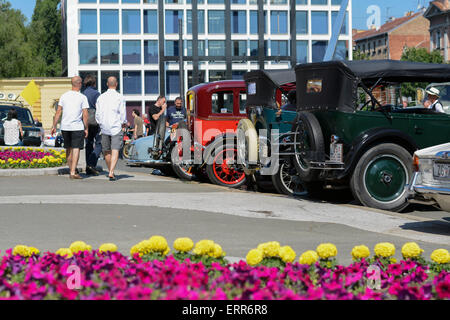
[71,1,352,104]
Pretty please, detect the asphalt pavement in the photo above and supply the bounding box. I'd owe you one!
[0,159,448,265]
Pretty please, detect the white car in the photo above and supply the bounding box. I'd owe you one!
[408,143,450,212]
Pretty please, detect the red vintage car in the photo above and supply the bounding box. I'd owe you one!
[172,80,249,188]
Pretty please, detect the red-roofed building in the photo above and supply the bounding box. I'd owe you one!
[424,0,450,61]
[354,11,430,60]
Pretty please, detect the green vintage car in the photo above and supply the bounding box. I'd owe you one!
[290,60,450,212]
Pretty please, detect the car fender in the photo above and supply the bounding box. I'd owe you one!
[340,128,418,179]
[202,133,237,166]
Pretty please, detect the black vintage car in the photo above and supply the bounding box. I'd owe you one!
[0,102,43,146]
[291,60,450,212]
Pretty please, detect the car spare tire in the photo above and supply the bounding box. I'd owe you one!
[292,112,324,182]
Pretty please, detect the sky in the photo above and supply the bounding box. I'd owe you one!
[9,0,429,30]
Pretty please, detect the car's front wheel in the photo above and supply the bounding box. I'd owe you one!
[350,143,412,212]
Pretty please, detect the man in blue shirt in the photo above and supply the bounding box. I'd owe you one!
[82,75,102,176]
[166,97,186,127]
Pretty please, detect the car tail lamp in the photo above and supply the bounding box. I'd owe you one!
[413,155,420,172]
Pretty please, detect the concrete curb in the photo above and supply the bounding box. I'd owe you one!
[0,166,83,177]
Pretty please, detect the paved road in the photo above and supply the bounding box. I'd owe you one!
[0,160,448,265]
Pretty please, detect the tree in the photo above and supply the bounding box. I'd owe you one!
[400,47,445,101]
[28,0,62,77]
[353,49,369,61]
[0,0,34,78]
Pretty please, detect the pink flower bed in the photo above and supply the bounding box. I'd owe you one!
[0,150,53,162]
[0,250,448,300]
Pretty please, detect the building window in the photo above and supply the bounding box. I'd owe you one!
[208,40,226,56]
[123,71,142,95]
[100,10,119,34]
[79,9,97,34]
[250,41,259,56]
[166,40,180,57]
[208,11,225,34]
[123,10,141,34]
[144,10,158,34]
[232,11,247,34]
[187,10,205,34]
[144,40,158,64]
[311,0,327,4]
[166,10,183,34]
[232,71,246,80]
[270,11,288,34]
[296,11,308,35]
[335,40,348,60]
[296,40,308,63]
[232,40,247,56]
[187,40,205,56]
[271,40,288,57]
[311,11,328,35]
[209,70,227,83]
[123,40,141,65]
[166,71,180,95]
[100,40,119,64]
[79,40,98,65]
[145,71,159,94]
[331,11,348,35]
[188,70,206,89]
[101,71,120,93]
[312,40,328,62]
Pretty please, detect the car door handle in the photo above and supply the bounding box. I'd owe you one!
[414,125,424,134]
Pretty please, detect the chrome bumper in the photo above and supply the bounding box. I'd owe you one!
[408,172,450,212]
[125,159,171,167]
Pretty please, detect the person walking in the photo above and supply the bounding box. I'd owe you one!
[82,75,102,176]
[132,109,144,140]
[3,109,23,146]
[95,76,126,182]
[51,76,89,180]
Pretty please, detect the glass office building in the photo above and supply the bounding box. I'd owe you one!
[62,0,352,114]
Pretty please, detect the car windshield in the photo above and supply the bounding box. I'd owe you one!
[0,106,34,125]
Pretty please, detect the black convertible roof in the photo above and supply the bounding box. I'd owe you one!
[295,60,450,84]
[244,69,296,87]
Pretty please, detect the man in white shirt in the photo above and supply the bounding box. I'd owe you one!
[95,76,127,181]
[52,76,89,180]
[425,87,445,113]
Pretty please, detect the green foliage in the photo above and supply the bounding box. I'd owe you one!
[0,0,62,79]
[353,50,369,61]
[0,0,34,78]
[400,47,445,100]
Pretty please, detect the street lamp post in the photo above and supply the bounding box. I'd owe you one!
[179,18,185,101]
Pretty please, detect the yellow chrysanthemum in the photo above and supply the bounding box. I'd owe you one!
[69,241,92,254]
[430,249,450,264]
[163,247,171,256]
[401,242,424,259]
[351,245,371,260]
[299,250,319,265]
[55,248,73,259]
[148,235,169,253]
[130,244,141,257]
[13,245,31,257]
[209,244,224,259]
[193,240,215,256]
[316,243,338,259]
[246,249,264,266]
[257,241,281,258]
[374,242,396,258]
[98,243,118,253]
[28,247,40,255]
[279,245,296,263]
[173,237,194,253]
[137,240,153,255]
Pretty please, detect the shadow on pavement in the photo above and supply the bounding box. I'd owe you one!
[400,220,450,236]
